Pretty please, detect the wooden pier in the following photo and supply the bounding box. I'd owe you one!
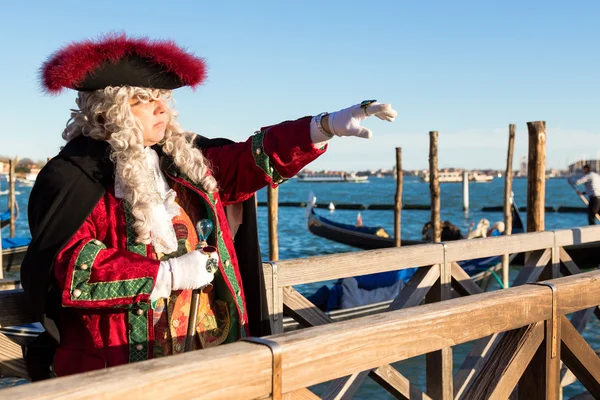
[1,225,599,399]
[1,121,599,399]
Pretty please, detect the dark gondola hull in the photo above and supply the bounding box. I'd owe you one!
[307,211,422,249]
[308,205,600,268]
[307,208,505,274]
[307,202,525,251]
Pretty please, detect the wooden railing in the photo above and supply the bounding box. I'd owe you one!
[259,226,600,399]
[1,226,600,399]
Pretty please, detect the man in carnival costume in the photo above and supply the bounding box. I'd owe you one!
[21,34,397,379]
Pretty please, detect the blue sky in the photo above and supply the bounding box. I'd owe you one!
[1,0,598,171]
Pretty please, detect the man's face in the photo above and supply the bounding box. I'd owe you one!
[129,96,169,146]
[584,167,591,174]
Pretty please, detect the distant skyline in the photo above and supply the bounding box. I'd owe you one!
[1,1,598,171]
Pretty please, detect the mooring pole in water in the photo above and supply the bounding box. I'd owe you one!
[0,217,3,280]
[526,122,546,233]
[520,121,558,400]
[394,147,402,247]
[8,158,16,238]
[267,185,279,261]
[462,171,469,212]
[429,131,441,243]
[502,124,516,289]
[427,136,452,398]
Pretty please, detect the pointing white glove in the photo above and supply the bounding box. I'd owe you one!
[150,250,218,302]
[310,101,398,146]
[329,101,397,139]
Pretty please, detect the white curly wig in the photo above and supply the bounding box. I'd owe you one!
[63,86,218,244]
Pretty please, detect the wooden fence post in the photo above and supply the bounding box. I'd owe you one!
[8,158,16,238]
[267,185,279,261]
[526,121,546,233]
[394,147,402,247]
[502,124,516,288]
[517,318,561,400]
[429,131,441,243]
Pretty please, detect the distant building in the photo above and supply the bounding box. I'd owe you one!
[519,156,527,177]
[569,160,600,174]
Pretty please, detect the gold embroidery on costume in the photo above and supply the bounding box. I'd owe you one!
[152,199,230,357]
[196,299,230,348]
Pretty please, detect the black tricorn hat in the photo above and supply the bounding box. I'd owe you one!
[41,33,207,94]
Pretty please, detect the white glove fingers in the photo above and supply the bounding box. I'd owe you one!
[367,103,398,121]
[327,101,397,139]
[375,112,396,122]
[363,102,383,116]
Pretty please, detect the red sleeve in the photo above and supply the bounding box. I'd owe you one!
[54,207,160,309]
[201,116,327,206]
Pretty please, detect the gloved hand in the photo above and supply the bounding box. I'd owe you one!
[150,250,218,301]
[328,101,397,139]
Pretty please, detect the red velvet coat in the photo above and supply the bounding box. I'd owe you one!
[43,117,325,376]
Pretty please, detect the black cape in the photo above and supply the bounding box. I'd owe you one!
[21,135,271,338]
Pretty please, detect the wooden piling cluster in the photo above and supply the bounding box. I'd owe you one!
[263,119,549,297]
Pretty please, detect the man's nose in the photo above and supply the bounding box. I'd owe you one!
[155,99,167,114]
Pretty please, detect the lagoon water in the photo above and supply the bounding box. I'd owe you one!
[3,176,598,397]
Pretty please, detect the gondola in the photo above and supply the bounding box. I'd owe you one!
[307,201,525,252]
[307,197,525,279]
[307,194,600,271]
[307,207,425,249]
[303,198,526,312]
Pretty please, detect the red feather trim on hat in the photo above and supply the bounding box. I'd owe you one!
[41,33,207,94]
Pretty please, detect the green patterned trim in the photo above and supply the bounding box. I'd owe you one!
[251,130,287,185]
[123,206,151,363]
[168,173,247,339]
[206,192,246,338]
[128,303,150,363]
[124,206,147,256]
[69,239,155,302]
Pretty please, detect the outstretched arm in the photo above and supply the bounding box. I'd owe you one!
[201,101,398,206]
[573,174,591,186]
[200,116,326,206]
